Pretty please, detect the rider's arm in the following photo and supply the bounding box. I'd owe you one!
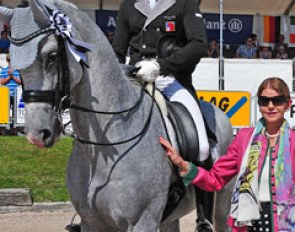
[112,1,131,64]
[157,0,207,76]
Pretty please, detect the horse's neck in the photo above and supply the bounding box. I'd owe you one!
[70,58,142,139]
[77,63,138,111]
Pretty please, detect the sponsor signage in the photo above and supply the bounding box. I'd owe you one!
[203,13,253,45]
[15,86,25,125]
[0,86,9,124]
[198,90,251,127]
[94,11,253,45]
[95,10,117,36]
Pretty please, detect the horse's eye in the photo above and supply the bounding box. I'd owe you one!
[48,52,58,64]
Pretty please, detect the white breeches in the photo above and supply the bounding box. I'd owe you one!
[155,75,209,161]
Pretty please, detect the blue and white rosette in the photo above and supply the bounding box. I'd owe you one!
[49,10,93,66]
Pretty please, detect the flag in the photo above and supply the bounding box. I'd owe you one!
[263,16,280,43]
[165,21,175,32]
[290,16,295,43]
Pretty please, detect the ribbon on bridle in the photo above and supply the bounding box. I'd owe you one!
[49,10,93,67]
[11,8,94,109]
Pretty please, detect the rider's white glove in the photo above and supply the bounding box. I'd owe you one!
[135,59,160,83]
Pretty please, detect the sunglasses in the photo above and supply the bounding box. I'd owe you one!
[258,96,288,107]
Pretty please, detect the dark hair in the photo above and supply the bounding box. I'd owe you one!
[250,33,257,39]
[257,77,290,98]
[1,31,7,36]
[17,0,29,7]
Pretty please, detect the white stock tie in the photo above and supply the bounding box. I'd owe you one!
[149,0,156,9]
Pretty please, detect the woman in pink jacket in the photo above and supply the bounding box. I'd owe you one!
[160,77,295,232]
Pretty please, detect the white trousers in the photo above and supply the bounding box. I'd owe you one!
[155,75,209,161]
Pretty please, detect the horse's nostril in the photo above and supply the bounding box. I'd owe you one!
[40,129,51,141]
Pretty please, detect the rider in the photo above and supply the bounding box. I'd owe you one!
[112,0,213,230]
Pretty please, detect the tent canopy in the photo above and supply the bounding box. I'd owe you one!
[199,0,295,15]
[2,1,295,15]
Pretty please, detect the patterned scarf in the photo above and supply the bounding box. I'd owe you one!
[230,118,295,229]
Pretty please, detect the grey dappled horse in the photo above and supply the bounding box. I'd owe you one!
[0,0,233,231]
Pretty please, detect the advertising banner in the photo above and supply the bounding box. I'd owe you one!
[15,86,25,125]
[198,90,251,127]
[95,10,117,36]
[203,13,253,45]
[94,11,253,45]
[0,86,9,124]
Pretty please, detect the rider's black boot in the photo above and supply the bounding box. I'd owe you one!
[195,188,214,232]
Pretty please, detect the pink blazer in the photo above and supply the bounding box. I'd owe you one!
[191,127,295,232]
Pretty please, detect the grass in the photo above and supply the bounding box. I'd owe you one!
[0,136,73,202]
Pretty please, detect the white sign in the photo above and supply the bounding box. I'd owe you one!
[193,58,293,94]
[15,86,25,124]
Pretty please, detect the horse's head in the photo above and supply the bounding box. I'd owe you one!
[0,0,93,147]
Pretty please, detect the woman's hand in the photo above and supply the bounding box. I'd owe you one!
[159,137,189,176]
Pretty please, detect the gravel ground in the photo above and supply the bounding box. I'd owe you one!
[0,209,196,232]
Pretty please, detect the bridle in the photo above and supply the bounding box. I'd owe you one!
[9,10,157,146]
[9,10,72,113]
[10,32,71,113]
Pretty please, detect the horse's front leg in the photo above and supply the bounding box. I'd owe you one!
[80,221,117,232]
[159,220,180,232]
[213,178,235,232]
[125,198,165,232]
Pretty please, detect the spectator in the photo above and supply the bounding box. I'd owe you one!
[207,39,220,58]
[274,34,288,56]
[259,44,272,59]
[106,30,114,44]
[250,33,258,48]
[0,30,10,53]
[275,45,288,59]
[160,77,295,232]
[250,33,261,57]
[236,36,257,59]
[0,53,21,109]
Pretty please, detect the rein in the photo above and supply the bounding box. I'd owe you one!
[65,84,156,146]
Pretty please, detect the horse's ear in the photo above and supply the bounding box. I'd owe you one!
[29,0,52,27]
[0,6,13,25]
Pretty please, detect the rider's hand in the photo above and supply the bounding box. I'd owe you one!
[159,137,189,176]
[135,59,160,83]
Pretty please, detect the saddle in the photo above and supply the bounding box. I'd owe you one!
[157,91,217,222]
[166,100,199,164]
